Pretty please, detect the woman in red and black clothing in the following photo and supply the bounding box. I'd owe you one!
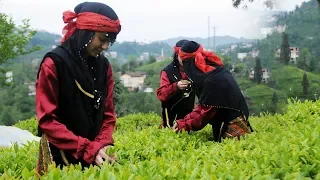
[35,2,121,174]
[156,40,196,128]
[173,41,253,142]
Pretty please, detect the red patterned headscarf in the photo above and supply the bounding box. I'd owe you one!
[178,42,223,73]
[60,4,121,44]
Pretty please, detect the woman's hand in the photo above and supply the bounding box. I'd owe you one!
[172,123,180,133]
[95,146,117,166]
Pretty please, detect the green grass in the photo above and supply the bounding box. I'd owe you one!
[136,59,171,73]
[272,65,320,97]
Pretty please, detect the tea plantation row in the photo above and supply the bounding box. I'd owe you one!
[0,99,319,179]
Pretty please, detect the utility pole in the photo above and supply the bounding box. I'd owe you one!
[208,16,210,49]
[212,26,218,51]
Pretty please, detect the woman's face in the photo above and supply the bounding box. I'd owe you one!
[87,32,111,57]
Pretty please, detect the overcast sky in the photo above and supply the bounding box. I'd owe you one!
[0,0,306,42]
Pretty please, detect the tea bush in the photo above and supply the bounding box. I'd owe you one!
[1,99,320,179]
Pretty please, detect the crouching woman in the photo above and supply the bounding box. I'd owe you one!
[173,41,253,142]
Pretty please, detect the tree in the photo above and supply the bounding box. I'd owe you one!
[301,72,309,97]
[232,0,320,9]
[296,48,310,71]
[0,13,40,77]
[113,74,125,108]
[147,55,156,64]
[109,58,121,73]
[280,33,291,65]
[1,109,15,126]
[270,91,278,114]
[221,55,233,71]
[232,0,275,9]
[254,57,263,84]
[233,63,245,74]
[308,56,319,73]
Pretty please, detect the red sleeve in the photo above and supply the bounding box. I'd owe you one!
[176,104,217,131]
[36,57,103,164]
[94,64,116,146]
[156,71,179,102]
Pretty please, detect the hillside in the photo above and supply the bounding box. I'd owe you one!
[256,0,320,67]
[136,58,320,115]
[158,35,255,48]
[275,0,320,56]
[17,31,256,62]
[236,78,288,114]
[109,41,173,58]
[9,32,173,63]
[271,65,320,97]
[1,99,320,179]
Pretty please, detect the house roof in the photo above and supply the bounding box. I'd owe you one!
[123,72,146,77]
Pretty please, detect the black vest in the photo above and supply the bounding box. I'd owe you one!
[198,66,251,141]
[36,46,109,166]
[160,61,195,127]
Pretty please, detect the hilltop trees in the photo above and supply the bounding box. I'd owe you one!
[232,0,320,9]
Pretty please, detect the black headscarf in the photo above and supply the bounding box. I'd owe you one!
[59,2,121,93]
[180,41,214,93]
[172,39,188,65]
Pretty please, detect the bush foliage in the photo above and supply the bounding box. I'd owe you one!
[1,99,320,179]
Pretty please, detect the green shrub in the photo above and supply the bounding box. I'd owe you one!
[1,100,320,179]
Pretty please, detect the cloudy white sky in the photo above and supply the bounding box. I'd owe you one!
[0,0,306,42]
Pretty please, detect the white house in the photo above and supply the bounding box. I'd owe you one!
[103,51,117,59]
[237,53,248,61]
[24,82,36,96]
[120,72,147,91]
[250,50,260,58]
[262,69,270,82]
[275,47,300,64]
[5,71,13,83]
[143,87,153,93]
[109,51,118,58]
[139,52,149,61]
[289,47,299,64]
[231,44,238,50]
[275,25,286,33]
[249,68,271,83]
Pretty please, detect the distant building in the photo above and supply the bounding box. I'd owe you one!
[237,53,248,61]
[275,25,286,33]
[231,44,238,50]
[109,51,118,58]
[24,82,36,96]
[249,68,271,83]
[249,50,259,58]
[138,52,150,61]
[103,51,117,59]
[262,69,271,82]
[275,47,300,64]
[5,71,13,83]
[289,47,299,64]
[120,72,147,91]
[32,59,41,68]
[241,43,253,48]
[143,87,153,93]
